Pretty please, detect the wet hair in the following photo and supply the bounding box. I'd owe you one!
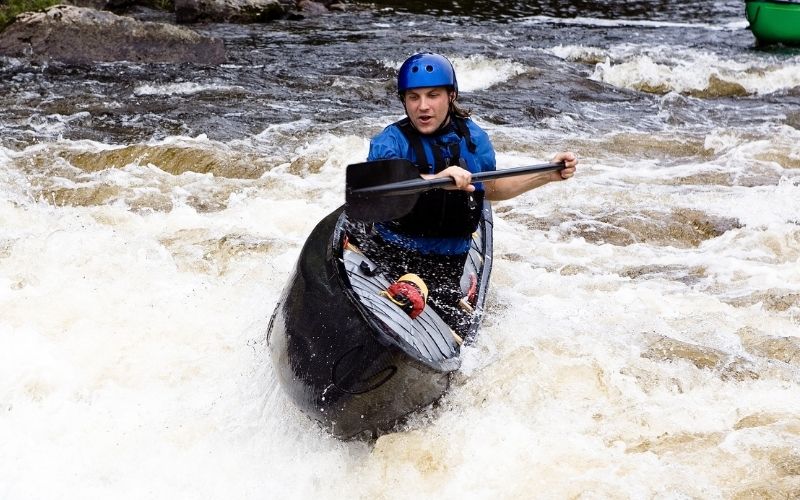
[450,100,471,118]
[398,88,471,118]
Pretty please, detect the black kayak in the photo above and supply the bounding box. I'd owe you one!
[267,202,493,439]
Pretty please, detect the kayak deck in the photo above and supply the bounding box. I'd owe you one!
[342,245,461,367]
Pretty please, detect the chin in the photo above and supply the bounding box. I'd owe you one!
[413,122,436,134]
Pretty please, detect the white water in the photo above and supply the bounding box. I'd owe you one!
[133,82,247,96]
[549,43,800,96]
[2,46,800,500]
[520,14,748,31]
[384,55,528,92]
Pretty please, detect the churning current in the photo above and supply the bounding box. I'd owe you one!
[1,0,800,498]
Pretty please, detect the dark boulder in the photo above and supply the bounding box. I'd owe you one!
[0,5,225,64]
[62,0,134,11]
[297,0,328,15]
[174,0,289,23]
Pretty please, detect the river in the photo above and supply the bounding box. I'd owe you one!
[2,0,800,498]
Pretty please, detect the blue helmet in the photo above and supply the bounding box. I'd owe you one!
[397,53,458,95]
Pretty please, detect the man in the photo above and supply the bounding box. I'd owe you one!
[365,52,577,336]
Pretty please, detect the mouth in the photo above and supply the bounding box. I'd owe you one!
[417,115,433,126]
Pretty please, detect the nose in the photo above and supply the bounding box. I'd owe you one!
[418,96,431,110]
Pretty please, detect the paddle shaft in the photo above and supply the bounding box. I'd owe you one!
[349,162,565,197]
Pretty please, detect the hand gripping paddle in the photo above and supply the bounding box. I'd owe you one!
[345,159,565,222]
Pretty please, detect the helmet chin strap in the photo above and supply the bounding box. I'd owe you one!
[430,97,456,134]
[433,112,453,134]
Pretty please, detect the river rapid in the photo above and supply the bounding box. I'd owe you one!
[2,0,800,498]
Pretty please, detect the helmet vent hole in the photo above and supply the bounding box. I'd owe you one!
[411,66,419,73]
[425,65,434,72]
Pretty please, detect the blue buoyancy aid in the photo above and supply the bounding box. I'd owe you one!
[367,115,496,255]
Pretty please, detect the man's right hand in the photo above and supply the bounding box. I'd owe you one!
[421,166,476,192]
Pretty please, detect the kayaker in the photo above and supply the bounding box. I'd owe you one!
[364,52,577,337]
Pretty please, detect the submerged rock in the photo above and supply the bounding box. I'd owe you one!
[174,0,289,23]
[0,5,225,64]
[297,0,328,15]
[62,0,134,10]
[173,0,344,23]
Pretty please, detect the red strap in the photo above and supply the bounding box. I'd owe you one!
[386,281,426,319]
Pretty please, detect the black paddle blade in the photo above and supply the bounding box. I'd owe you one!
[345,159,422,222]
[344,159,566,222]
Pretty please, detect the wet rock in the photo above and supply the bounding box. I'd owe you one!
[626,431,725,455]
[772,450,800,476]
[738,326,800,366]
[297,0,328,15]
[62,0,133,10]
[0,5,225,64]
[733,411,795,430]
[641,334,727,370]
[688,75,749,98]
[755,150,800,170]
[786,111,800,130]
[607,132,712,160]
[640,333,759,381]
[524,105,560,122]
[727,290,800,313]
[620,264,707,286]
[58,144,268,178]
[174,0,289,23]
[508,208,740,248]
[559,263,589,276]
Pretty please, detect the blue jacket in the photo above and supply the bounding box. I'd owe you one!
[367,117,496,255]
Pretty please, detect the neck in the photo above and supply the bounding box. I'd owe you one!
[433,113,453,134]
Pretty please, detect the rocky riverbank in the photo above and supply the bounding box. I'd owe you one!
[0,0,345,64]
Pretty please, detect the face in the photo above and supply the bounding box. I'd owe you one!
[402,87,454,135]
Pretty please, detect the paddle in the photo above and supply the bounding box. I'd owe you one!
[345,159,565,222]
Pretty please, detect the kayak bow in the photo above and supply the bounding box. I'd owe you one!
[746,0,800,46]
[266,204,493,439]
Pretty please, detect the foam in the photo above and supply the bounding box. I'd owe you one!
[133,82,246,97]
[384,54,527,92]
[551,44,800,96]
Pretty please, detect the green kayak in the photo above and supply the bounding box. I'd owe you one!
[746,0,800,46]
